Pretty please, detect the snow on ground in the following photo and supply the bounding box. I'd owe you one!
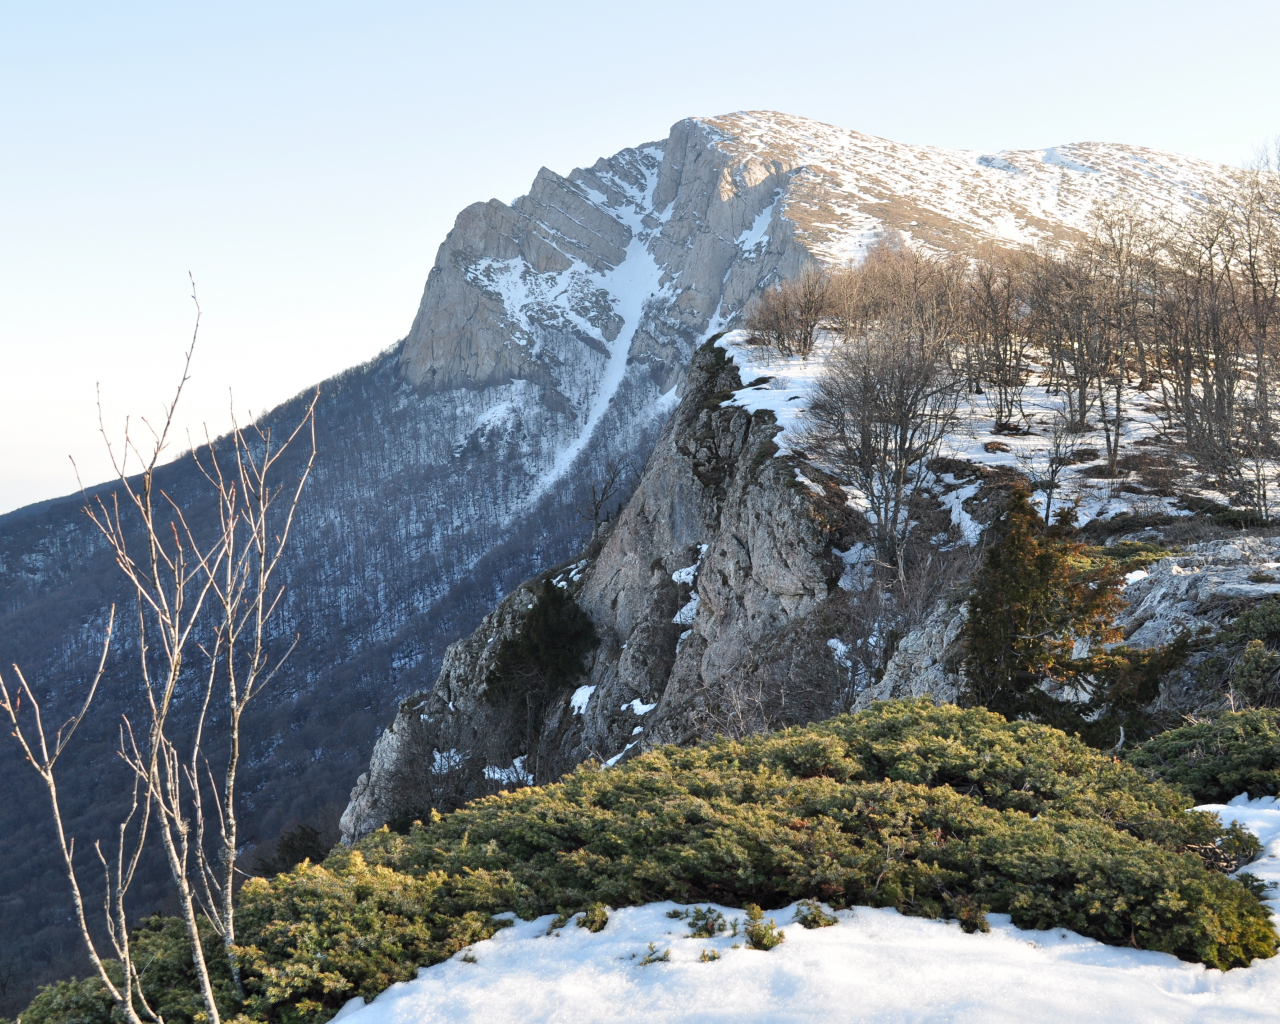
[697,111,1239,267]
[331,798,1280,1024]
[715,329,1216,533]
[1202,794,1280,899]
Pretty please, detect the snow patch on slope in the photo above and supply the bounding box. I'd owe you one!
[715,329,1214,531]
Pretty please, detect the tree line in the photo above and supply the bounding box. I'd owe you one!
[746,161,1280,564]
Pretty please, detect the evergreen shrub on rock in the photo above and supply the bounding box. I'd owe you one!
[1196,600,1280,708]
[961,489,1188,745]
[1127,709,1280,803]
[484,580,599,747]
[230,701,1276,1024]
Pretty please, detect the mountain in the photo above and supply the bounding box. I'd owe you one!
[0,111,1243,1005]
[336,116,1253,836]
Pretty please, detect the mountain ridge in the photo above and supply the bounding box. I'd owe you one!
[0,110,1250,1007]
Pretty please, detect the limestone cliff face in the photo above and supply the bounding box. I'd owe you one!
[398,117,808,398]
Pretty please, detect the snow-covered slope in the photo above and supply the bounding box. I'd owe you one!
[331,799,1280,1024]
[390,108,1240,543]
[702,111,1238,263]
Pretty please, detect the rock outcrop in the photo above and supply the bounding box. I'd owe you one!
[860,533,1280,715]
[342,340,1007,840]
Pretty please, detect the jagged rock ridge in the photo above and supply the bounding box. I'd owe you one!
[341,339,1009,839]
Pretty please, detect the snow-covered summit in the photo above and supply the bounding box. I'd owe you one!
[389,110,1240,531]
[698,110,1237,263]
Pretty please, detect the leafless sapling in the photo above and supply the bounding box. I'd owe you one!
[744,265,831,358]
[2,280,317,1024]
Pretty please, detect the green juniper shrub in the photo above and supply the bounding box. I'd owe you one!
[793,899,838,929]
[545,912,571,933]
[255,825,333,877]
[943,892,990,934]
[1234,641,1280,706]
[1194,600,1280,708]
[234,851,509,1024]
[698,948,721,962]
[637,943,670,965]
[12,976,116,1024]
[1126,709,1280,803]
[1079,540,1178,573]
[743,905,785,951]
[1217,599,1280,648]
[666,906,726,938]
[961,488,1187,745]
[127,915,240,1024]
[229,701,1276,1024]
[484,580,599,748]
[577,903,609,933]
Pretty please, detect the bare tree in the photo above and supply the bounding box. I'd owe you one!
[187,395,317,998]
[0,610,166,1024]
[1079,203,1162,474]
[965,246,1032,432]
[576,458,629,527]
[1222,168,1280,451]
[1027,249,1106,435]
[804,298,960,578]
[1239,404,1279,521]
[744,265,830,358]
[1,284,317,1024]
[77,325,230,1023]
[1157,207,1249,471]
[1015,406,1087,530]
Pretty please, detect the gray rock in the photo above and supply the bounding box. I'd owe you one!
[864,601,969,707]
[1118,537,1280,648]
[341,344,1000,841]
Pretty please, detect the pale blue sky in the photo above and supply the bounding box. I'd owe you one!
[2,0,1277,512]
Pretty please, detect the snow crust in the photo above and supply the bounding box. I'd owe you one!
[330,799,1280,1024]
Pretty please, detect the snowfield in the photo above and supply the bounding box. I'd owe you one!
[331,799,1280,1024]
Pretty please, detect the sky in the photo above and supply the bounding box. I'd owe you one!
[2,0,1278,514]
